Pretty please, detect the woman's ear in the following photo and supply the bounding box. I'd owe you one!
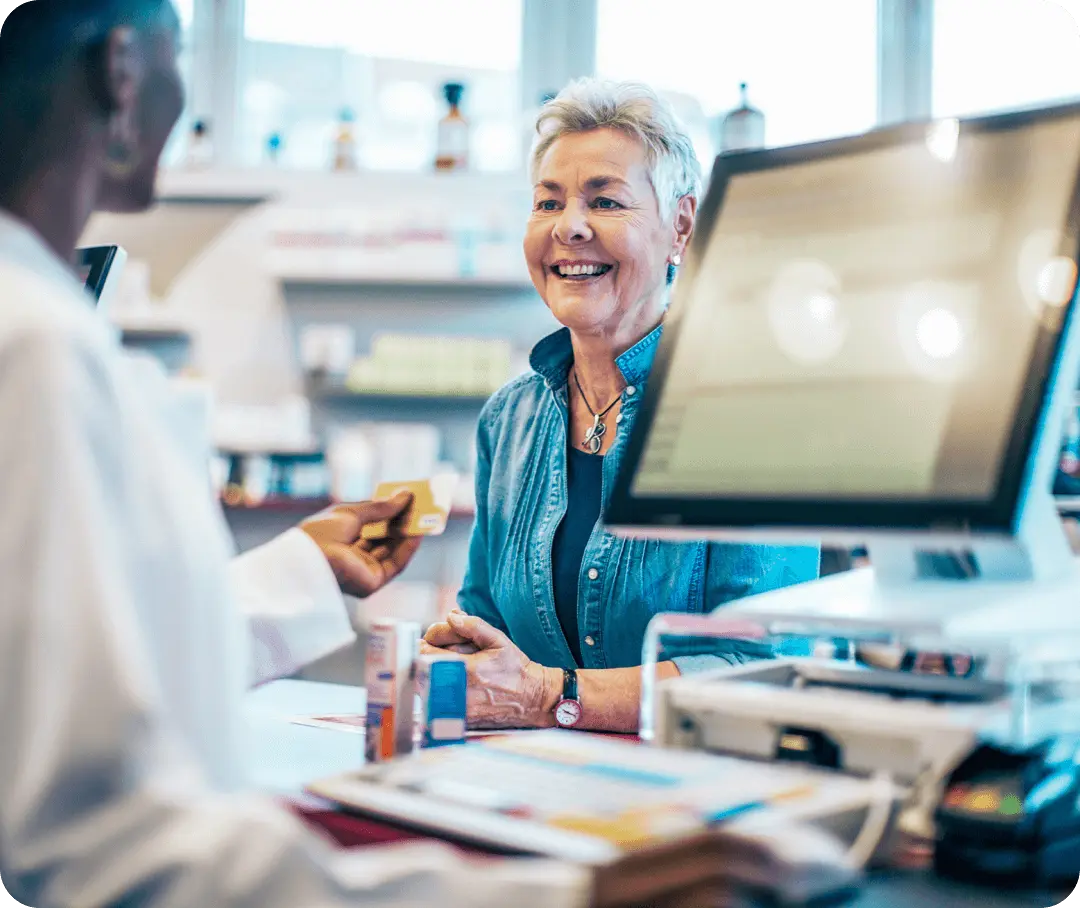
[671,194,697,262]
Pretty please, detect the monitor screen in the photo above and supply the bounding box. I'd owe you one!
[609,107,1080,534]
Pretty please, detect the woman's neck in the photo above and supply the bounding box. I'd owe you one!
[569,310,662,408]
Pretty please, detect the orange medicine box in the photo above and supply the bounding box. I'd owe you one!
[364,619,420,763]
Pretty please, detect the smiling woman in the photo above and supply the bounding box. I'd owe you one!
[421,78,820,734]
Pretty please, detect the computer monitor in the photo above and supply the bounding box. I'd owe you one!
[608,104,1080,584]
[76,244,126,311]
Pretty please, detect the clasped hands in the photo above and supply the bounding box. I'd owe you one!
[422,610,563,729]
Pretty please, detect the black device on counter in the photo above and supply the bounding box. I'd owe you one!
[935,735,1080,888]
[76,245,125,306]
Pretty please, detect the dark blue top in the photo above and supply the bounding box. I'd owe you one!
[551,446,605,666]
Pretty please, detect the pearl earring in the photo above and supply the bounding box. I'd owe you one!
[671,254,682,267]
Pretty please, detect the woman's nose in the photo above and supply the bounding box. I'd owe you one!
[553,200,593,244]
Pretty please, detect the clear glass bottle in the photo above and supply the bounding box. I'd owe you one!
[332,108,358,172]
[435,83,469,172]
[715,82,766,154]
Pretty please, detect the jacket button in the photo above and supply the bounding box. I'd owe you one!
[615,413,624,424]
[587,568,599,581]
[585,636,596,647]
[626,386,637,397]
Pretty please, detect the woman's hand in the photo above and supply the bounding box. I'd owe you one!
[420,611,561,729]
[423,610,480,655]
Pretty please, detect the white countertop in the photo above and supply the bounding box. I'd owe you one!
[244,679,368,797]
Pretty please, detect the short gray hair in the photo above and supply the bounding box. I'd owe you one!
[530,78,703,221]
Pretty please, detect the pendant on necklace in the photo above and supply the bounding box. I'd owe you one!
[582,413,606,454]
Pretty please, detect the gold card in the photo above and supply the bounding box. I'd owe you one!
[360,475,459,540]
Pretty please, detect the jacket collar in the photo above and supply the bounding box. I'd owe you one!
[529,323,665,390]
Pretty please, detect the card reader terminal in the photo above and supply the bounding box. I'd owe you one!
[653,658,1080,887]
[935,735,1080,888]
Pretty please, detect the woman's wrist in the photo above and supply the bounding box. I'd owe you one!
[526,663,564,728]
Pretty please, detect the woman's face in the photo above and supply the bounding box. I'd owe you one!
[524,127,694,343]
[98,3,185,213]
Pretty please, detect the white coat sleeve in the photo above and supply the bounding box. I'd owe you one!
[0,322,589,908]
[230,528,357,687]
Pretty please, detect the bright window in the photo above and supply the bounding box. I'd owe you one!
[173,0,194,30]
[239,0,523,171]
[933,0,1080,117]
[162,0,196,167]
[595,0,878,161]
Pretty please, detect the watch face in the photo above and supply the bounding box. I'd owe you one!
[555,698,582,728]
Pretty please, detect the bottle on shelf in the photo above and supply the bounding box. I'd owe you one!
[185,119,213,169]
[435,82,469,172]
[714,82,766,154]
[266,131,283,165]
[332,108,359,172]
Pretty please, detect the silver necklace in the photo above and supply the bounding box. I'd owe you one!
[572,370,621,454]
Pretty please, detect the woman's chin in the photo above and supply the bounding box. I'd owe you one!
[545,288,617,331]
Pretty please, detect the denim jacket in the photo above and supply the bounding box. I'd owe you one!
[457,325,821,671]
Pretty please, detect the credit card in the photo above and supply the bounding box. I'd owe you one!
[361,474,459,540]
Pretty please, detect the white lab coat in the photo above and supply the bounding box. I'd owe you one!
[0,211,587,908]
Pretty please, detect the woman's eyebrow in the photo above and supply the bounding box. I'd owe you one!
[534,176,631,192]
[584,176,630,191]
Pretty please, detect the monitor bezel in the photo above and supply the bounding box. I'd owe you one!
[76,245,121,304]
[606,102,1080,537]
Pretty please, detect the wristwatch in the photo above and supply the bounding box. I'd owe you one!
[554,668,583,728]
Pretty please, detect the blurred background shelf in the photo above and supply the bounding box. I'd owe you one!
[154,169,527,204]
[278,275,533,292]
[221,497,475,520]
[117,325,194,374]
[307,386,494,407]
[221,496,334,514]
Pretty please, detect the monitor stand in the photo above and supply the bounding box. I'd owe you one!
[715,488,1080,659]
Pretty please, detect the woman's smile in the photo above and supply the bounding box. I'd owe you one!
[549,259,615,281]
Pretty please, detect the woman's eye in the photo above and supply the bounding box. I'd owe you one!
[535,199,559,212]
[593,197,621,210]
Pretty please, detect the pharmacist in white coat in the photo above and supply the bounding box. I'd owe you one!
[0,2,715,907]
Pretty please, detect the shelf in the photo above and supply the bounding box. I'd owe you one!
[222,497,333,514]
[279,274,533,292]
[222,497,475,521]
[217,447,323,458]
[309,386,493,407]
[155,168,528,206]
[119,327,193,343]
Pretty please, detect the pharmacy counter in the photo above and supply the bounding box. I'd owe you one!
[247,681,1070,908]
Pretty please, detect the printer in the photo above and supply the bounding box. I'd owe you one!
[604,103,1080,887]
